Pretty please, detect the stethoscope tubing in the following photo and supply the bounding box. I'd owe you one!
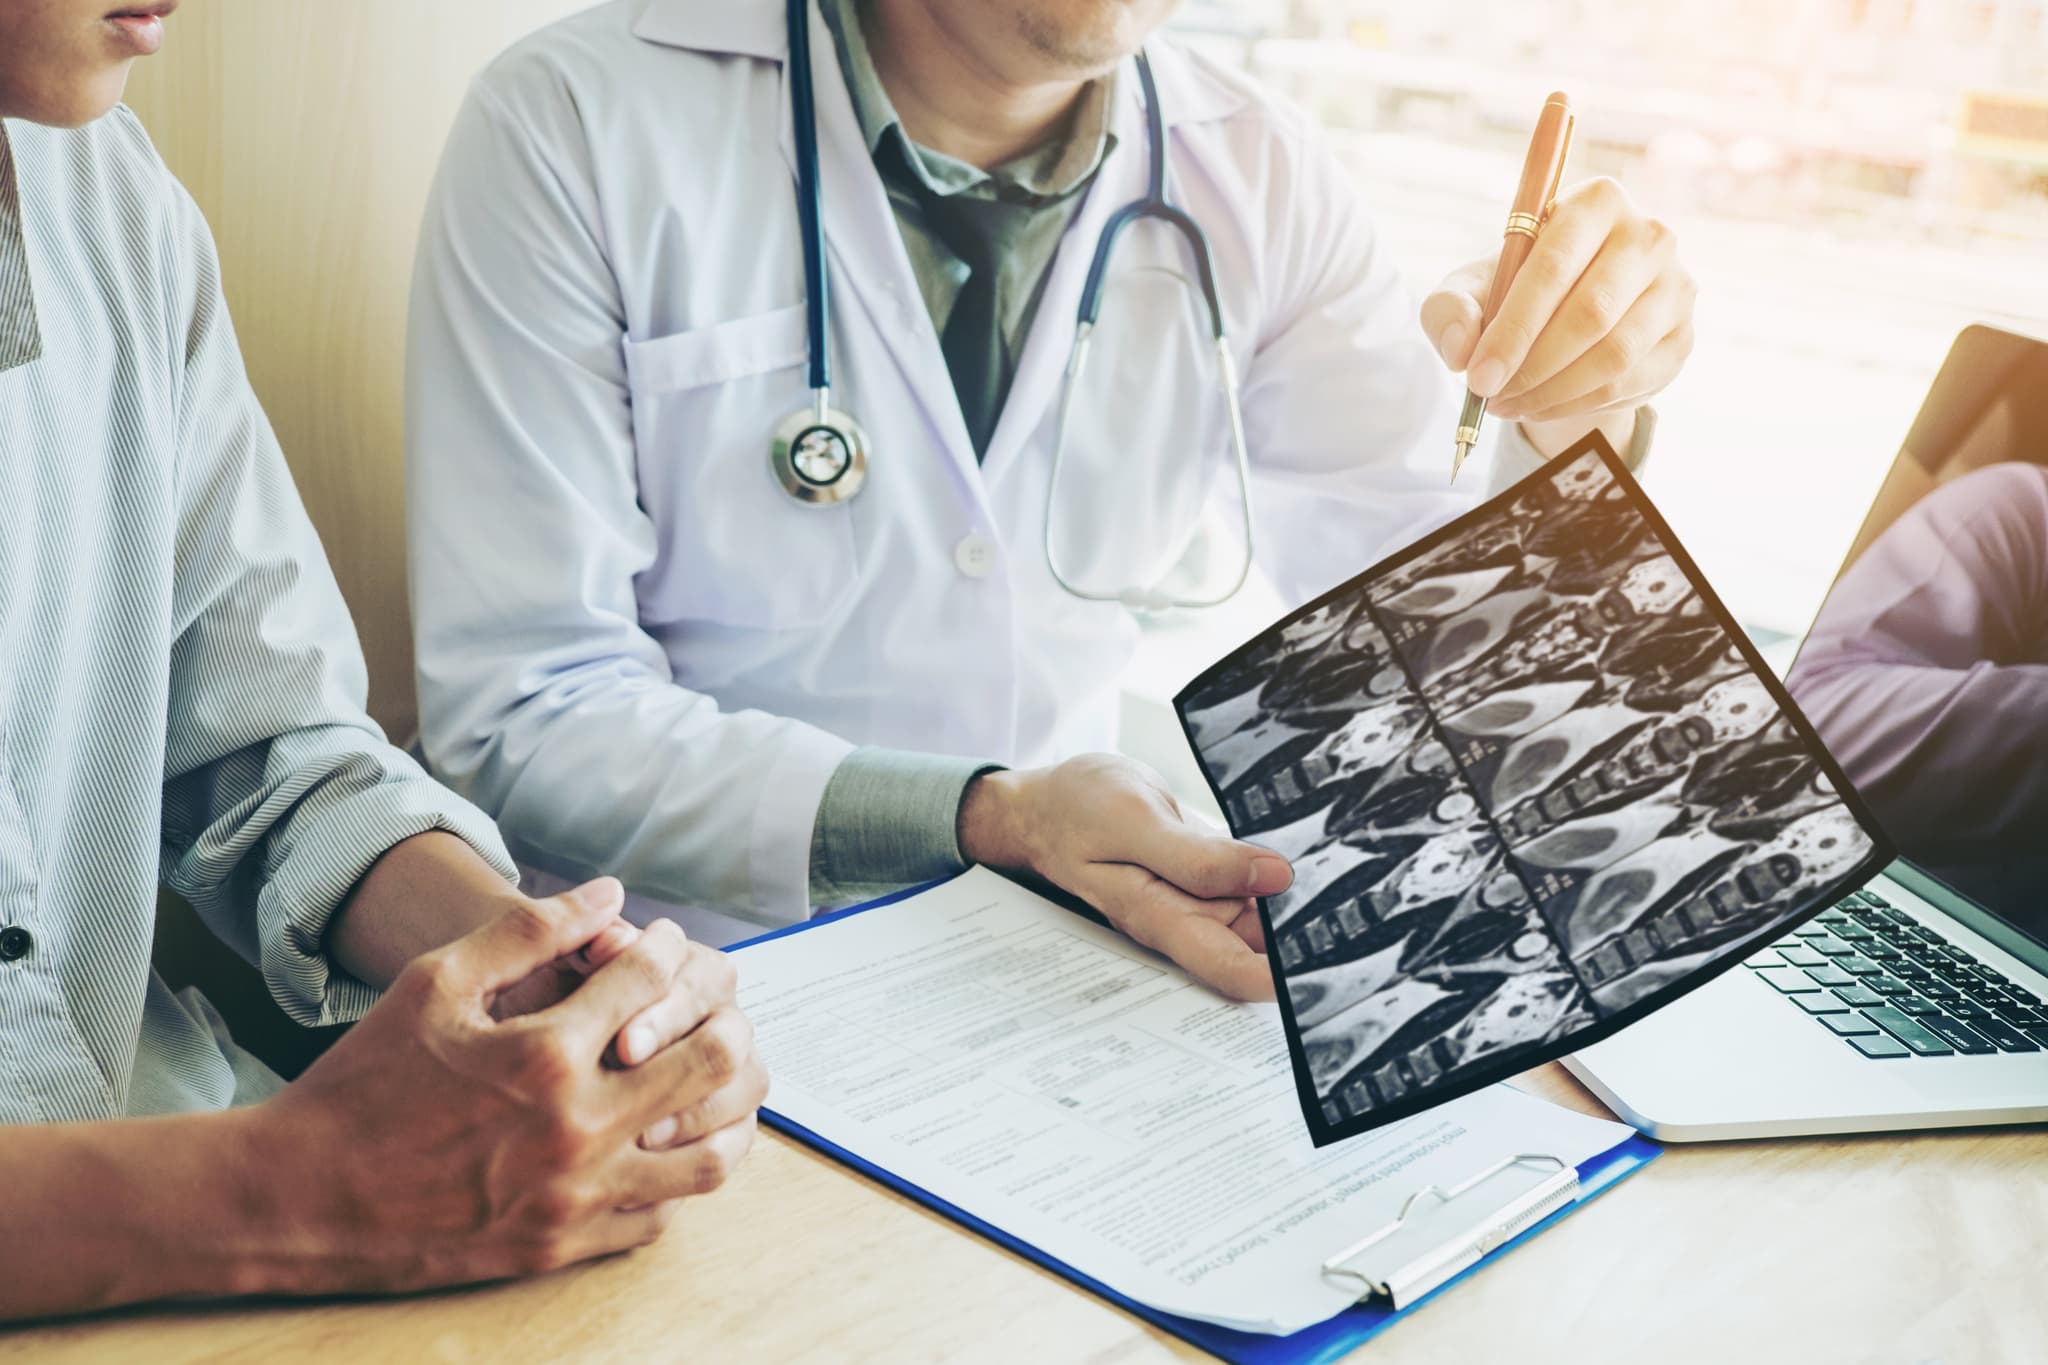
[788,0,833,394]
[1074,54,1227,343]
[785,0,1254,609]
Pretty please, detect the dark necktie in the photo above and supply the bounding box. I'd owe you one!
[915,190,1036,460]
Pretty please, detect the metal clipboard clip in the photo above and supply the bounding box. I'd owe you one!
[1319,1153,1580,1311]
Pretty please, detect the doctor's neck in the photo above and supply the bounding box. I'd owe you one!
[861,0,1155,170]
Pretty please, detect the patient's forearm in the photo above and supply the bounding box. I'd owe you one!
[0,1106,288,1319]
[326,830,525,989]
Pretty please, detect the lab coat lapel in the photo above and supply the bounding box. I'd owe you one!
[976,64,1154,486]
[775,3,989,503]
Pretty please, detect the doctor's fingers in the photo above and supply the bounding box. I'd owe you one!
[1465,177,1637,400]
[1093,865,1277,1001]
[611,941,740,1068]
[1419,259,1493,370]
[1491,223,1684,405]
[1501,320,1695,426]
[1228,900,1267,954]
[1121,816,1293,903]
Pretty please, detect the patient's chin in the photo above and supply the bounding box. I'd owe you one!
[3,58,136,130]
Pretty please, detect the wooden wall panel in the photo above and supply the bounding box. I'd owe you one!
[126,0,594,740]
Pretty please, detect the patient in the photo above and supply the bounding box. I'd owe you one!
[0,0,763,1318]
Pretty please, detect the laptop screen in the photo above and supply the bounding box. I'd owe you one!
[1784,325,2048,952]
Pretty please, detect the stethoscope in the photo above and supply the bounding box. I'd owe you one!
[771,0,1257,610]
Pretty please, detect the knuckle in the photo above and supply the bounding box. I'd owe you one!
[1604,325,1649,370]
[521,1232,578,1277]
[1487,315,1540,366]
[1524,249,1575,292]
[1586,174,1625,207]
[398,948,461,1005]
[1641,215,1676,251]
[515,1029,582,1096]
[692,1023,738,1087]
[529,1181,589,1234]
[503,898,561,947]
[705,947,740,1001]
[1201,849,1245,893]
[631,920,690,974]
[691,1147,735,1194]
[1576,283,1625,331]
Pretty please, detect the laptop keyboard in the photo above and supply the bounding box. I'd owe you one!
[1745,890,2046,1059]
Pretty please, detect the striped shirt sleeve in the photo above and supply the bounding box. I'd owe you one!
[154,175,516,1029]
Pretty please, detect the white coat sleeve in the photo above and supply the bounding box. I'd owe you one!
[405,83,850,926]
[1233,119,1475,609]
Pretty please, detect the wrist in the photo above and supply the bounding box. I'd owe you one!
[96,1105,304,1305]
[204,1090,392,1300]
[1519,406,1637,461]
[957,768,1036,871]
[329,831,527,989]
[180,1101,327,1299]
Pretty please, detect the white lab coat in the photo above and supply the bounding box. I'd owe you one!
[405,0,1511,941]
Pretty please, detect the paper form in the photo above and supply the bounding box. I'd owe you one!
[736,868,1635,1335]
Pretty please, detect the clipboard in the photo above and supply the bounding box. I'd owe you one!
[734,883,1661,1365]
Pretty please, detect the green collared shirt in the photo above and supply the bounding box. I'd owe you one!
[819,0,1117,383]
[804,0,1119,906]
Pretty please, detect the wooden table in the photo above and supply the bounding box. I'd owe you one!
[6,1066,2042,1364]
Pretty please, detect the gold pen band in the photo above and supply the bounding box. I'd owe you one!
[1456,425,1481,446]
[1503,211,1542,237]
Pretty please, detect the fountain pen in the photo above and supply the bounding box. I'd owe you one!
[1453,91,1577,481]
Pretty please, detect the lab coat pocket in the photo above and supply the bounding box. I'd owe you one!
[624,305,858,631]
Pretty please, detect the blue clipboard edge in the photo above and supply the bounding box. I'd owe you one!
[732,882,1664,1365]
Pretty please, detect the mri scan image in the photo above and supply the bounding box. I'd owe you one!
[1177,437,1891,1145]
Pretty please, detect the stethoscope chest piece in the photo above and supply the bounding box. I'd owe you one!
[771,402,869,505]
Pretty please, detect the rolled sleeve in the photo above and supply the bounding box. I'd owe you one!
[258,746,515,1027]
[808,748,999,907]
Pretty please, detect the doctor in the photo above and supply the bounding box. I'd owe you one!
[406,0,1696,999]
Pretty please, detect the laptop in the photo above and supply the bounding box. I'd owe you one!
[1565,323,2048,1139]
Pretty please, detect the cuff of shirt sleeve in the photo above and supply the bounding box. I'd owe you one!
[261,781,517,1030]
[1485,405,1657,495]
[809,748,1001,908]
[752,726,859,924]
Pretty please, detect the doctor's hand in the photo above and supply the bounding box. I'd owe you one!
[1421,176,1697,459]
[958,756,1293,1001]
[249,881,766,1296]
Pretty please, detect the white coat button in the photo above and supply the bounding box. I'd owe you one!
[954,534,997,579]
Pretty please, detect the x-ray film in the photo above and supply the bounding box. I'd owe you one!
[1175,435,1893,1145]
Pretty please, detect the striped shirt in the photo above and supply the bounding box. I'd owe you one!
[0,112,515,1124]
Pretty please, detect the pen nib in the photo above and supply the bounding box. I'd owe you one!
[1451,440,1474,484]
